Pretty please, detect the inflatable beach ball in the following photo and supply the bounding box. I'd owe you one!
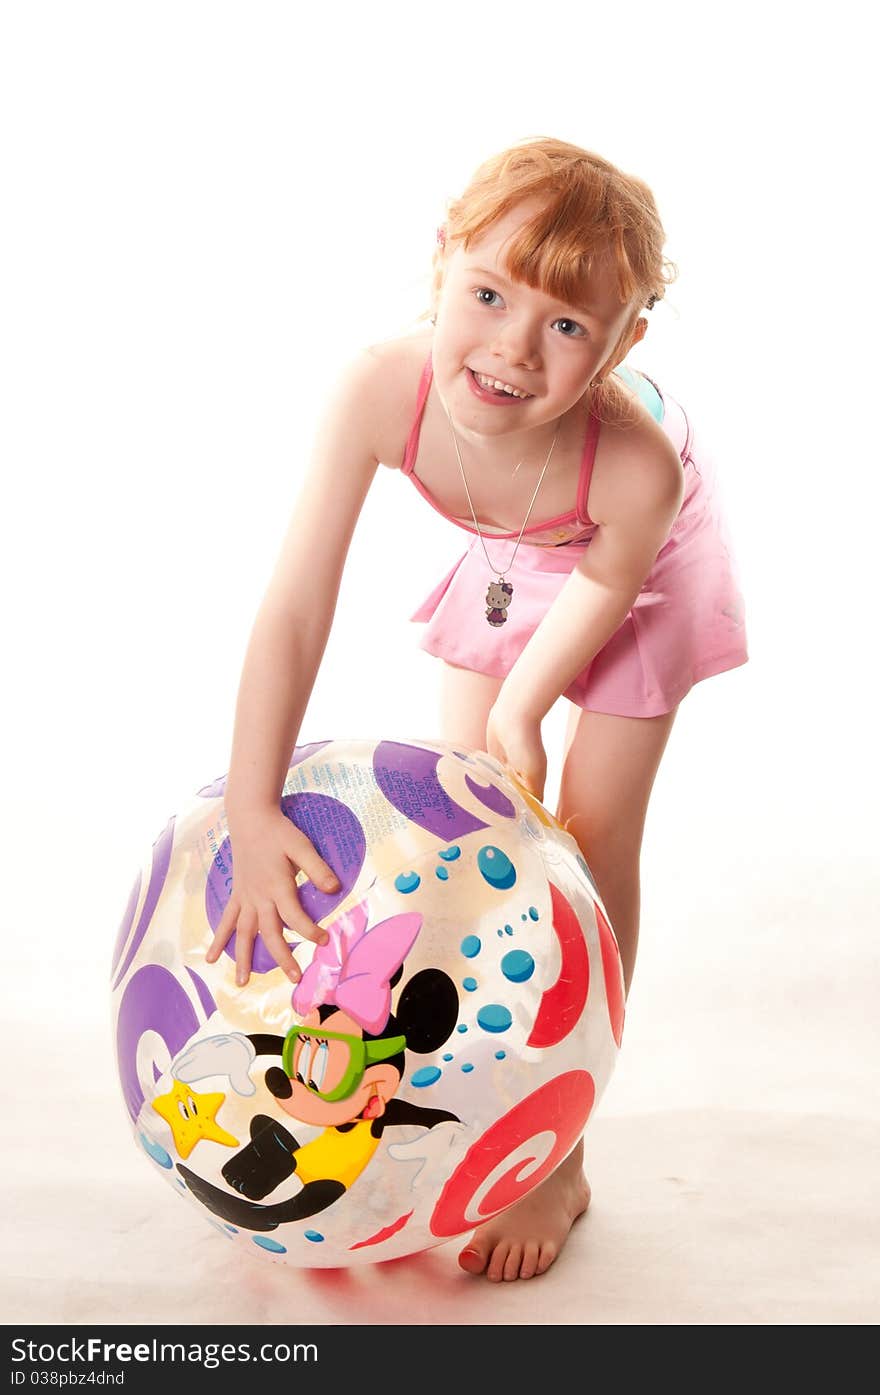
[111,738,625,1266]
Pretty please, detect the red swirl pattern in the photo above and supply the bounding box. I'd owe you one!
[429,1070,595,1237]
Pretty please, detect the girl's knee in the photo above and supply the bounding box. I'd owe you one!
[557,805,647,862]
[556,705,679,851]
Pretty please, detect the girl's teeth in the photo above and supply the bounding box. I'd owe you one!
[475,372,529,398]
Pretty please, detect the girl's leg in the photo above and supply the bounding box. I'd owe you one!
[437,658,505,750]
[556,703,680,997]
[459,701,679,1281]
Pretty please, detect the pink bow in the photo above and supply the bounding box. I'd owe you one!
[292,897,422,1035]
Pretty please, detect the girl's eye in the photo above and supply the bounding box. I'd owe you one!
[552,317,586,338]
[474,287,503,308]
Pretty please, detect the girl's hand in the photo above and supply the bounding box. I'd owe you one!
[204,807,339,987]
[485,696,548,804]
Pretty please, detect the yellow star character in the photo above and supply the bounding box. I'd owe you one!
[151,1079,239,1160]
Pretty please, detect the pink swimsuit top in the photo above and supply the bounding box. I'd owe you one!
[401,356,601,548]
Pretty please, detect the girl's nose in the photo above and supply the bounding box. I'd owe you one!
[491,319,541,371]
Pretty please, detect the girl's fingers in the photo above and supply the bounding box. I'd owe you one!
[233,906,258,986]
[205,897,238,962]
[257,917,304,985]
[278,892,329,951]
[285,830,339,896]
[206,876,330,984]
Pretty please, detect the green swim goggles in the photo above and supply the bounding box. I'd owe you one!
[281,1025,407,1103]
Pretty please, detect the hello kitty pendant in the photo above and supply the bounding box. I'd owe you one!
[485,578,513,627]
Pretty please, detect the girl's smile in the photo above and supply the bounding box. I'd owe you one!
[465,366,534,405]
[431,200,636,450]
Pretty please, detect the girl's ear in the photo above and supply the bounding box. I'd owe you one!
[631,315,648,347]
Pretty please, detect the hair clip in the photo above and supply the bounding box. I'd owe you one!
[646,293,658,310]
[436,226,447,249]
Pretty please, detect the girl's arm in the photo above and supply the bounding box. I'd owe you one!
[499,422,685,723]
[209,349,389,983]
[224,349,385,821]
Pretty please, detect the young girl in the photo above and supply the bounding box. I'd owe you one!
[205,136,748,1282]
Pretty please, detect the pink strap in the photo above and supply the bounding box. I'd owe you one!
[401,356,435,475]
[403,353,601,531]
[576,412,601,527]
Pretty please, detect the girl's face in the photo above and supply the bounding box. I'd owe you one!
[432,200,641,441]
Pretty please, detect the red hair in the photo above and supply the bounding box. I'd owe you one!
[431,137,677,420]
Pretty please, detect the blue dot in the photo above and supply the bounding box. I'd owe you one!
[461,934,481,958]
[457,1023,468,1034]
[411,1066,442,1088]
[139,1133,172,1169]
[504,925,514,936]
[224,1225,238,1233]
[208,1220,235,1239]
[495,1050,506,1060]
[304,1230,324,1244]
[461,1063,474,1074]
[477,845,517,890]
[521,912,528,920]
[253,1236,287,1254]
[477,1004,513,1034]
[442,1053,453,1062]
[462,977,477,992]
[497,928,504,937]
[501,949,535,983]
[395,871,421,894]
[528,906,539,921]
[435,866,449,880]
[439,846,461,861]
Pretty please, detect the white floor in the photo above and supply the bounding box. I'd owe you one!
[5,709,877,1326]
[4,1030,875,1327]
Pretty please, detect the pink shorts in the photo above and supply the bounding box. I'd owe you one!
[409,392,748,718]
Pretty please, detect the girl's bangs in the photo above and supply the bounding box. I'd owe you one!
[455,188,643,313]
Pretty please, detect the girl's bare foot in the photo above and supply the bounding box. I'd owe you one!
[457,1140,590,1281]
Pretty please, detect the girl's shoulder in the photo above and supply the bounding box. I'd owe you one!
[358,327,434,471]
[589,376,686,526]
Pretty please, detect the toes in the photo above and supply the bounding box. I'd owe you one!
[462,1236,559,1282]
[457,1243,488,1275]
[487,1242,512,1283]
[502,1243,525,1282]
[520,1240,541,1280]
[536,1242,559,1276]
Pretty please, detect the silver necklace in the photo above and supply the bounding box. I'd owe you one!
[443,408,561,627]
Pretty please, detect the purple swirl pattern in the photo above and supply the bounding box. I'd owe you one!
[374,742,490,840]
[116,964,200,1122]
[111,817,175,990]
[110,871,142,980]
[464,772,516,819]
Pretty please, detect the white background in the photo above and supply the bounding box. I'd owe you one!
[1,1,877,1325]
